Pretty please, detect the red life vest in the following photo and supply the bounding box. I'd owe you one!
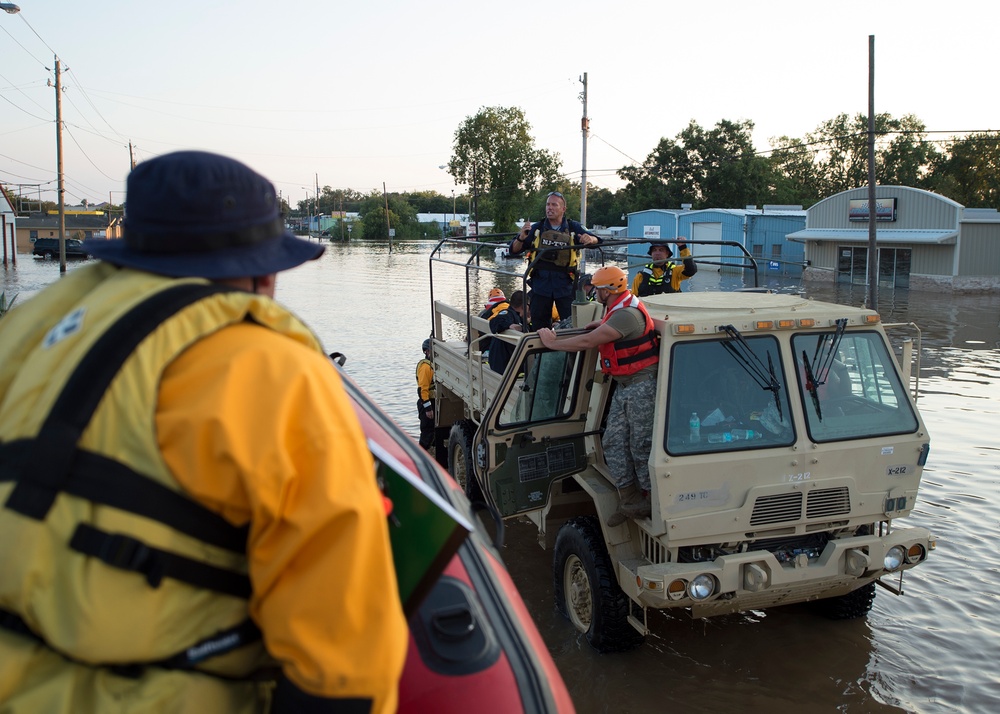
[597,292,660,376]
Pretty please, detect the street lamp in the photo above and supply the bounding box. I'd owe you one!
[0,4,21,14]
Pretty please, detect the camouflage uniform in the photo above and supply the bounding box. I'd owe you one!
[603,377,657,491]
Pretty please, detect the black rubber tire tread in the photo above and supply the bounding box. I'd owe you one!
[813,581,876,620]
[553,516,644,653]
[447,420,483,502]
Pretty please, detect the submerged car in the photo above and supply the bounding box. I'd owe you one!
[32,238,89,259]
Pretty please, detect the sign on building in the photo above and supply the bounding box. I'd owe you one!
[848,198,897,222]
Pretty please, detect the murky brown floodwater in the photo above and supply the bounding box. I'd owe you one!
[5,242,999,713]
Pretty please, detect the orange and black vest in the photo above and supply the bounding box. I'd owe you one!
[597,292,660,377]
[638,262,678,294]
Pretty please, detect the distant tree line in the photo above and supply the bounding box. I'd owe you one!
[436,107,1000,234]
[11,108,996,241]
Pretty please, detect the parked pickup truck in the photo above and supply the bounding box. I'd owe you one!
[428,237,936,652]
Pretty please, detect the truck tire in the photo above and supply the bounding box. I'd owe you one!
[448,421,483,503]
[553,516,644,653]
[43,250,54,259]
[813,581,876,620]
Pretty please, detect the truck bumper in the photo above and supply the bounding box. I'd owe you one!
[620,526,935,617]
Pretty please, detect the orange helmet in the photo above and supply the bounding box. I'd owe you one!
[488,288,505,299]
[591,265,628,294]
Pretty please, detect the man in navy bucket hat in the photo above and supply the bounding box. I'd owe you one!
[85,150,324,279]
[0,151,408,712]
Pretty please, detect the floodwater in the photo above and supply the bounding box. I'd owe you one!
[4,243,1000,713]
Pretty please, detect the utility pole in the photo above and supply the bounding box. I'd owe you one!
[579,72,589,227]
[383,182,392,253]
[471,163,478,238]
[866,35,878,312]
[54,56,66,273]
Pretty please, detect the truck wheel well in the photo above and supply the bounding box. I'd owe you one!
[448,420,484,503]
[553,516,644,653]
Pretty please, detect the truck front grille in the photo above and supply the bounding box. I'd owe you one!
[750,492,803,525]
[750,487,852,526]
[806,486,851,518]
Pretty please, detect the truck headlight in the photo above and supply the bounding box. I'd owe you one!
[883,545,905,572]
[687,574,716,601]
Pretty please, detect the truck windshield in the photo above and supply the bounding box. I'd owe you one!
[666,335,794,455]
[792,331,918,442]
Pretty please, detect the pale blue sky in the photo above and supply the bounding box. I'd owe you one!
[1,0,995,208]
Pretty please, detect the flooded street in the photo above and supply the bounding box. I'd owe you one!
[5,242,1000,713]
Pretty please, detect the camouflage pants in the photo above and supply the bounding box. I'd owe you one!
[603,377,656,491]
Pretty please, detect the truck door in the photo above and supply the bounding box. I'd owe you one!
[473,334,598,517]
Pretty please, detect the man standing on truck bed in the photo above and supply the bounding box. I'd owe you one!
[631,240,697,296]
[537,265,659,526]
[508,191,600,331]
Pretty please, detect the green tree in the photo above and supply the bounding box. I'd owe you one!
[788,113,940,197]
[447,106,562,233]
[317,187,365,216]
[617,119,773,211]
[402,190,454,214]
[584,186,626,228]
[926,132,1000,207]
[767,136,826,207]
[355,191,420,240]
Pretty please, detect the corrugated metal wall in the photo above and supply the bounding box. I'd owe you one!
[808,186,961,230]
[957,223,1000,277]
[747,215,807,278]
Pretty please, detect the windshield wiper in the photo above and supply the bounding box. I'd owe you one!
[801,350,823,420]
[801,318,847,421]
[810,318,847,386]
[720,325,783,422]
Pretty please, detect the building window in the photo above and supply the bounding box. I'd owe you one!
[751,244,763,258]
[837,246,911,288]
[29,230,38,241]
[771,244,782,259]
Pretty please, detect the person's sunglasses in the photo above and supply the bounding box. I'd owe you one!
[546,191,564,200]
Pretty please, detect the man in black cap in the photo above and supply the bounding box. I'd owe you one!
[631,239,697,296]
[0,151,406,713]
[416,338,436,452]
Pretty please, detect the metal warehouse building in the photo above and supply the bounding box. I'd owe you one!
[788,186,1000,293]
[622,206,807,281]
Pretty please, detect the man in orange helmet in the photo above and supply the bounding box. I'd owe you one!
[537,265,659,526]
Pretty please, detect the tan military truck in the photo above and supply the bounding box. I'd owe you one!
[428,240,935,652]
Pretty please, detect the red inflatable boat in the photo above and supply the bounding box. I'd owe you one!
[338,365,575,714]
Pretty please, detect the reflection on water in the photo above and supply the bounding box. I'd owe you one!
[5,242,1000,713]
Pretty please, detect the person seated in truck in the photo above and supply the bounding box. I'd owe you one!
[537,266,659,526]
[488,290,526,374]
[631,240,697,296]
[479,288,508,320]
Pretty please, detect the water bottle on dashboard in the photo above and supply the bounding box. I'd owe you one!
[689,412,700,443]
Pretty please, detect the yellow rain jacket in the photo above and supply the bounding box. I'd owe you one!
[0,262,406,713]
